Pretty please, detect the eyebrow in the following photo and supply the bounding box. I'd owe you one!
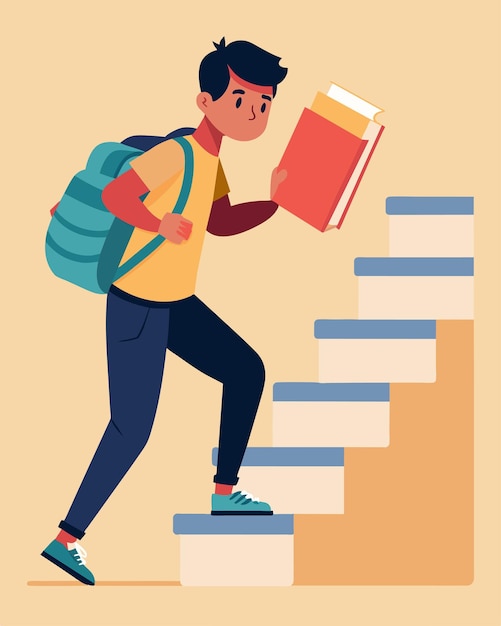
[232,89,272,101]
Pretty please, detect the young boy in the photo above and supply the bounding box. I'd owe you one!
[41,38,288,585]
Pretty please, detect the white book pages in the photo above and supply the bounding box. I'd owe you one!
[329,120,382,226]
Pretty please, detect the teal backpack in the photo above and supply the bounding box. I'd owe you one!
[45,130,195,294]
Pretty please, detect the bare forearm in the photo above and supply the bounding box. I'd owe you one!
[101,169,160,231]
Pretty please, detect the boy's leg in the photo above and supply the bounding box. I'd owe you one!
[59,290,170,538]
[167,295,265,489]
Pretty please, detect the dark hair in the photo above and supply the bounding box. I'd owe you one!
[199,37,288,100]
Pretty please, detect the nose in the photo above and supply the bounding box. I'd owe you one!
[248,105,256,121]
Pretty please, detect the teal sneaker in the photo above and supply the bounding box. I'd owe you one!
[211,490,273,515]
[41,540,95,585]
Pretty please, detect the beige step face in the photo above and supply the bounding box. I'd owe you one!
[212,447,345,514]
[315,320,436,383]
[237,465,345,514]
[358,275,474,319]
[273,383,390,447]
[389,215,474,257]
[173,515,294,586]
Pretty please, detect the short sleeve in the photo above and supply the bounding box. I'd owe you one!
[213,161,230,201]
[129,140,184,192]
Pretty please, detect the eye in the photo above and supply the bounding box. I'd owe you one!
[235,97,242,109]
[261,102,267,113]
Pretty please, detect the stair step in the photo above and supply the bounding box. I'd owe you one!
[315,319,436,338]
[386,196,474,215]
[273,383,390,447]
[173,513,294,534]
[315,319,436,382]
[173,514,294,586]
[212,446,344,466]
[273,382,389,401]
[386,198,474,258]
[212,447,344,514]
[354,257,474,276]
[354,258,474,320]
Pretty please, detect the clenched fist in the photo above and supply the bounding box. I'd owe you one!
[158,212,193,244]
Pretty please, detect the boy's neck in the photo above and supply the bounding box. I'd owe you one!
[193,117,223,156]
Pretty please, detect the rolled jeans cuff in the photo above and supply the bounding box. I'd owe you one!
[58,520,86,540]
[213,474,239,486]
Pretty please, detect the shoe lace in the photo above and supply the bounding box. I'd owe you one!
[68,542,88,566]
[239,490,260,503]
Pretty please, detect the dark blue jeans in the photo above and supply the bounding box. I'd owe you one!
[59,286,265,539]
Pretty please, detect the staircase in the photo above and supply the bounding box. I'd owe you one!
[173,196,474,586]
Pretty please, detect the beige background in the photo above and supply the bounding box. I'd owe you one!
[1,0,499,624]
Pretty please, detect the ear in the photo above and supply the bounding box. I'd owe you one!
[196,92,213,112]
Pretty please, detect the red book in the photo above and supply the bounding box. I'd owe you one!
[273,84,385,231]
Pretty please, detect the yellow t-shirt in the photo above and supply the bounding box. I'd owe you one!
[113,136,229,301]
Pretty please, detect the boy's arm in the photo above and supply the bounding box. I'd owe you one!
[102,169,192,244]
[207,196,278,236]
[102,169,161,231]
[207,167,286,236]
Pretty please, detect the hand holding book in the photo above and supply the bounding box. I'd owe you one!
[272,83,385,231]
[270,167,288,199]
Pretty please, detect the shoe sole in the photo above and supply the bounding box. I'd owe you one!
[41,550,95,585]
[211,511,274,515]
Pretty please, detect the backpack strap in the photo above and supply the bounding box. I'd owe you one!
[112,135,194,283]
[121,127,196,151]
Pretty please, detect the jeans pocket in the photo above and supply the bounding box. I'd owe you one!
[106,291,150,342]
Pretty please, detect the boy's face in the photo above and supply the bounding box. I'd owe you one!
[197,70,274,141]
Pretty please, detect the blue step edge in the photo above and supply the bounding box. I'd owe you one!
[314,319,436,339]
[386,196,474,215]
[173,514,294,535]
[273,382,390,402]
[212,447,344,467]
[354,257,474,276]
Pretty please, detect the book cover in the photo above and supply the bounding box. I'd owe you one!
[273,83,385,231]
